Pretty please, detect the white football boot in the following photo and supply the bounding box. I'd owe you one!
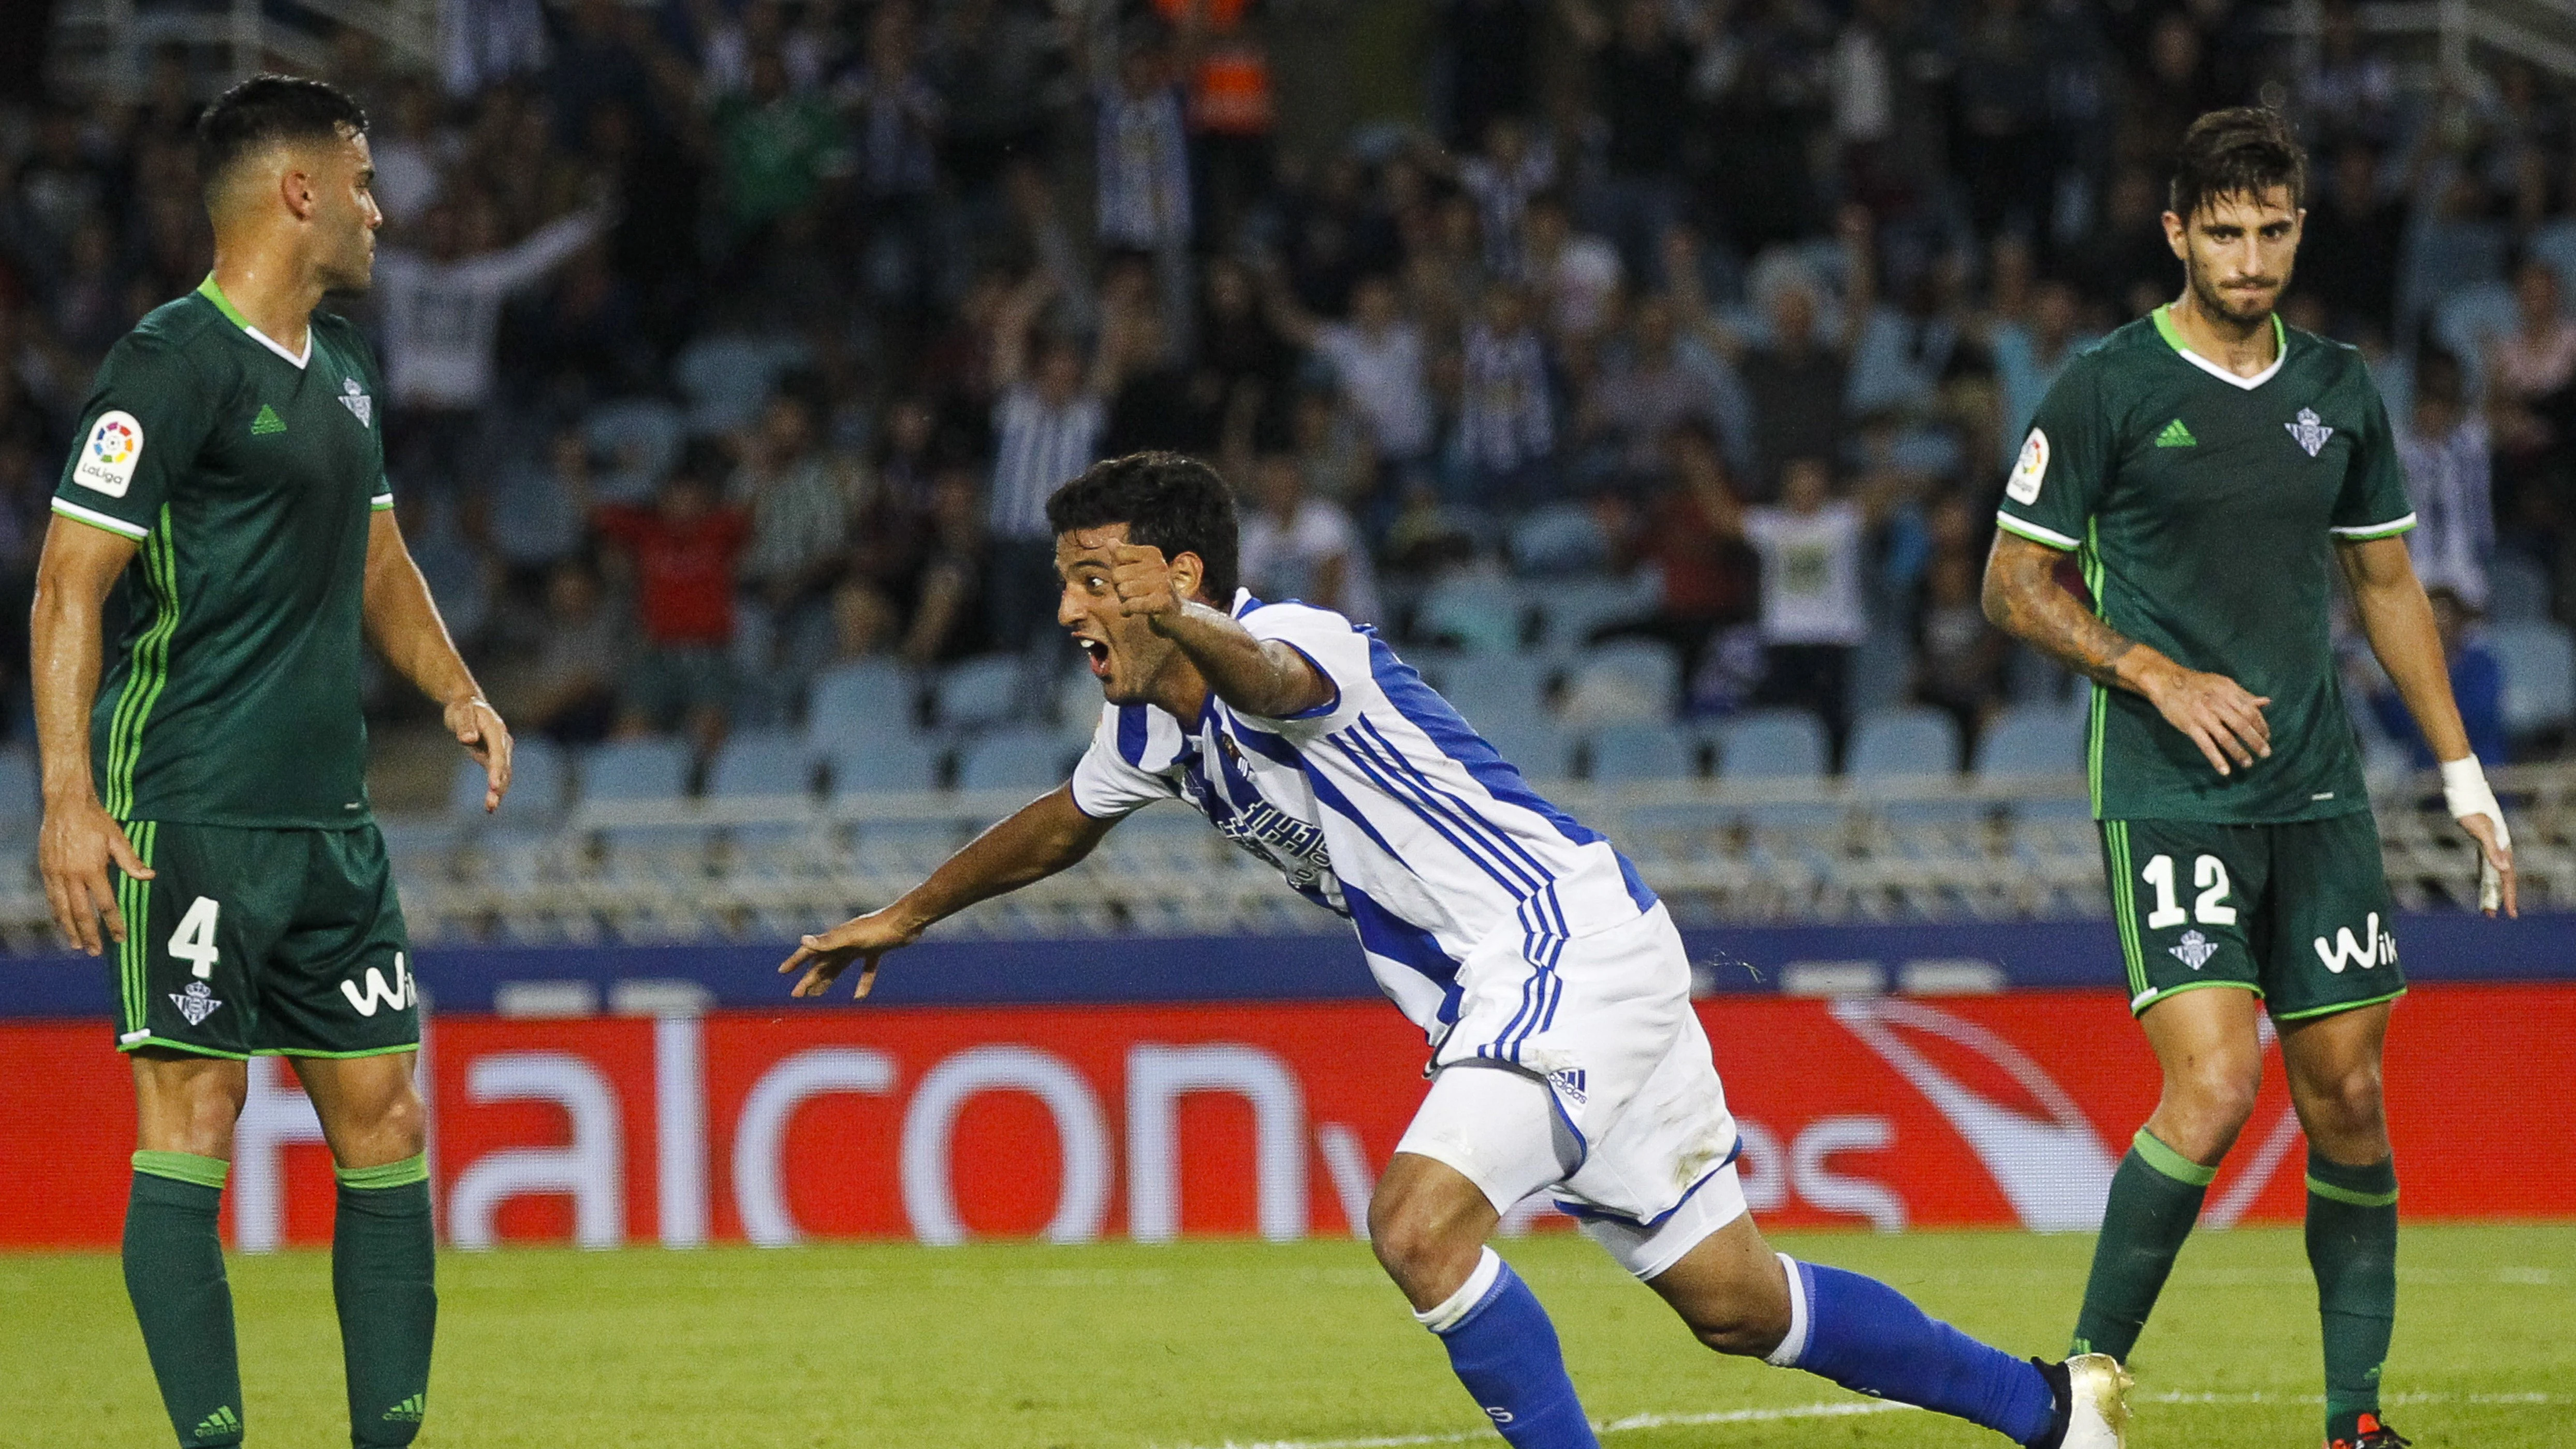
[2056,1352,2133,1448]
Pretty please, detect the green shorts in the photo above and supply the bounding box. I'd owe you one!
[2100,812,2404,1021]
[109,821,416,1059]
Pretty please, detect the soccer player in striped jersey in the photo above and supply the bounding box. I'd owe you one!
[33,76,510,1449]
[1981,109,2518,1449]
[783,452,2129,1448]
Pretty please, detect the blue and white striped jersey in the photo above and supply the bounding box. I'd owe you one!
[1071,592,1659,1037]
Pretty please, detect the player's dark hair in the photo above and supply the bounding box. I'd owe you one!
[2169,107,2306,222]
[197,74,368,195]
[1047,451,1241,605]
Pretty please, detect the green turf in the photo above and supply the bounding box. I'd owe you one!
[4,1223,2567,1448]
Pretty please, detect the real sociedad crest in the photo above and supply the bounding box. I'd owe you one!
[339,376,373,428]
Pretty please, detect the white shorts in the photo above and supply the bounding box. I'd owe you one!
[1398,902,1745,1277]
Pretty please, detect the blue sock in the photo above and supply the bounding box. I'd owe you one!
[1416,1247,1600,1448]
[1769,1255,2058,1446]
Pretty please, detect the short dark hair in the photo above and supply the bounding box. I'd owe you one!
[2169,107,2306,222]
[1046,452,1241,605]
[197,74,368,195]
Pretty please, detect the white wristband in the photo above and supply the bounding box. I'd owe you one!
[2438,756,2510,848]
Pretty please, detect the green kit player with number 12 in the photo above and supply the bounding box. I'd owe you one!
[1981,109,2519,1449]
[30,77,514,1449]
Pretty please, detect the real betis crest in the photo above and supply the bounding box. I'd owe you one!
[170,979,224,1025]
[2286,406,2333,457]
[339,376,373,428]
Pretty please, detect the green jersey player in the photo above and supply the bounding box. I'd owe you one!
[32,77,513,1449]
[1982,108,2517,1449]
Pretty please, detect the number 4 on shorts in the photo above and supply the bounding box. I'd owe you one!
[168,896,220,979]
[2140,854,2236,929]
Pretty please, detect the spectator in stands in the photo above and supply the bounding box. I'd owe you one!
[2296,144,2406,340]
[840,3,946,310]
[1914,547,2008,761]
[2399,350,2495,610]
[1563,0,1693,283]
[1580,291,1731,486]
[583,451,752,749]
[2487,257,2576,462]
[985,270,1108,650]
[902,464,992,665]
[1267,270,1436,489]
[1239,452,1382,624]
[730,388,854,662]
[1990,277,2089,470]
[492,561,628,747]
[374,191,606,492]
[1522,191,1621,345]
[1452,283,1556,508]
[1732,256,1857,501]
[2371,586,2507,767]
[1744,457,1878,761]
[1594,422,1758,692]
[711,46,848,241]
[1453,116,1555,280]
[1158,0,1277,247]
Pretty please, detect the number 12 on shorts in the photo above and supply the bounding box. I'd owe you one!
[2141,854,2235,929]
[168,896,221,978]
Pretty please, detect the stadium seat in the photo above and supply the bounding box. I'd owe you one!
[1586,721,1700,783]
[708,731,817,798]
[934,655,1030,730]
[1476,714,1574,782]
[577,737,699,856]
[807,658,919,753]
[1974,703,2089,823]
[1560,645,1678,725]
[1415,570,1531,653]
[1437,654,1553,734]
[2491,620,2576,739]
[1507,505,1611,576]
[956,727,1071,792]
[0,748,36,841]
[1850,707,1961,778]
[1712,709,1828,779]
[673,333,808,435]
[827,735,943,796]
[1534,575,1656,652]
[2433,282,2518,399]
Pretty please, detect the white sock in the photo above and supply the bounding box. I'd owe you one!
[1413,1246,1505,1334]
[1764,1253,1812,1367]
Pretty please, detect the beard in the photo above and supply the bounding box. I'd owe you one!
[2187,254,2290,328]
[317,233,374,296]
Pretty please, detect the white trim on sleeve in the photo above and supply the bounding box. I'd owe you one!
[2329,513,2417,539]
[1994,512,2081,550]
[51,496,150,539]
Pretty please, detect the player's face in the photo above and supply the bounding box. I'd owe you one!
[1057,523,1183,706]
[312,127,383,294]
[2165,187,2302,328]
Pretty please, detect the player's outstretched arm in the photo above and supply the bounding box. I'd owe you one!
[360,508,514,812]
[30,516,154,955]
[1982,530,2274,776]
[782,783,1118,998]
[1106,543,1334,719]
[2338,535,2518,915]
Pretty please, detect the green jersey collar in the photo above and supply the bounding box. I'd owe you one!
[2152,303,2286,391]
[195,274,310,370]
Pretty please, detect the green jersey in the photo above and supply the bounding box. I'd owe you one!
[1995,306,2414,824]
[53,276,394,828]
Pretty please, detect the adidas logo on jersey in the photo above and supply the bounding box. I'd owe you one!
[2155,418,2196,447]
[250,403,286,435]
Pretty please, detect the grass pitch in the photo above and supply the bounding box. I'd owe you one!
[5,1223,2568,1448]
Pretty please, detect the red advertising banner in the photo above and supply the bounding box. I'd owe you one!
[4,986,2570,1250]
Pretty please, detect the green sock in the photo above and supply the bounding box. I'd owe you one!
[333,1155,438,1448]
[2307,1151,2398,1442]
[125,1152,245,1447]
[2070,1129,2214,1361]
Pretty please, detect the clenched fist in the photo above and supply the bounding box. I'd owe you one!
[1108,543,1186,630]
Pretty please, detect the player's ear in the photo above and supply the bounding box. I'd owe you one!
[1169,549,1205,603]
[281,160,318,222]
[2161,210,2188,262]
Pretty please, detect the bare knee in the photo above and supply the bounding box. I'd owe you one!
[2294,1062,2387,1159]
[2150,1059,2261,1164]
[1647,1213,1791,1358]
[133,1053,248,1159]
[1369,1160,1494,1311]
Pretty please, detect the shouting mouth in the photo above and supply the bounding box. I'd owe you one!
[1079,637,1111,678]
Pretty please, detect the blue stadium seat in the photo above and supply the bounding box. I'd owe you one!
[1416,570,1530,653]
[580,738,694,803]
[673,333,807,435]
[1974,703,2089,823]
[581,397,683,504]
[2489,555,2551,623]
[708,731,817,798]
[1507,505,1611,577]
[1586,721,1700,783]
[1534,575,1654,651]
[1477,714,1574,782]
[828,735,944,797]
[1563,640,1680,720]
[0,748,36,841]
[1849,707,1961,778]
[2433,282,2518,399]
[1437,654,1553,734]
[956,728,1071,791]
[2491,620,2576,738]
[1713,709,1828,779]
[807,658,918,753]
[934,655,1029,729]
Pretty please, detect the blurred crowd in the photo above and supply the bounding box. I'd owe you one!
[1,0,2571,772]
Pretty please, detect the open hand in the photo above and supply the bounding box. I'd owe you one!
[446,697,514,812]
[38,794,152,956]
[780,908,921,999]
[2140,661,2271,777]
[2459,810,2519,918]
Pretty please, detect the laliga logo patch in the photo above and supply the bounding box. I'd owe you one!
[338,376,372,428]
[76,411,143,496]
[2006,428,2048,505]
[170,979,223,1026]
